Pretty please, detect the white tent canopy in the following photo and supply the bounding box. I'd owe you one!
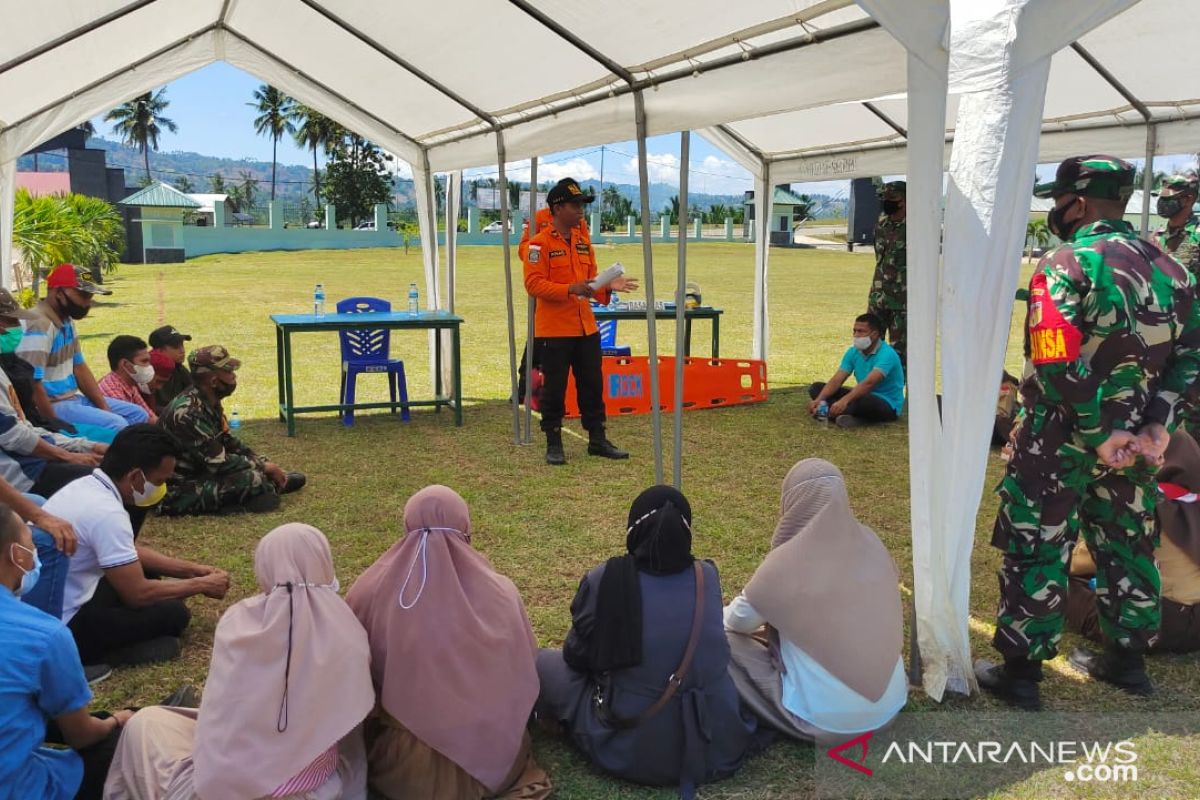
[0,0,1170,702]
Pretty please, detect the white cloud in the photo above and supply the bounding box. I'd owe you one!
[461,156,599,185]
[624,153,681,184]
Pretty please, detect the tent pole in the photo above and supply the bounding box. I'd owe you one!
[752,160,772,361]
[635,90,664,484]
[448,171,460,314]
[0,161,14,290]
[524,158,538,444]
[672,131,690,489]
[497,131,522,444]
[1140,124,1156,238]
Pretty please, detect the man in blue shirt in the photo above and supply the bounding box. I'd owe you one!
[0,502,131,800]
[808,313,905,428]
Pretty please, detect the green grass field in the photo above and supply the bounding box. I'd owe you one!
[77,242,1200,799]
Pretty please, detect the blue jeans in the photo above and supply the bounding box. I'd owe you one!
[20,495,69,619]
[53,395,147,432]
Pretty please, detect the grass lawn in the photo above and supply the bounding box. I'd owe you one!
[77,242,1199,799]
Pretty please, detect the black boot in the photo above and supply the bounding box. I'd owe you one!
[545,430,566,466]
[587,429,629,459]
[974,656,1043,711]
[1068,644,1154,696]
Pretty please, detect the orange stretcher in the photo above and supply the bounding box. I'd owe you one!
[563,356,767,417]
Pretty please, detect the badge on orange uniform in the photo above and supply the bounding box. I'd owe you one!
[1027,271,1082,365]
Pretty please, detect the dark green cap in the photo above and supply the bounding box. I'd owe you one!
[1159,174,1198,198]
[879,180,906,196]
[1033,155,1135,200]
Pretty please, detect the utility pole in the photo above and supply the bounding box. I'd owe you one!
[599,145,606,219]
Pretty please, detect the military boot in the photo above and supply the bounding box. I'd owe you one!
[1068,645,1154,696]
[587,428,629,459]
[974,656,1043,711]
[546,429,566,466]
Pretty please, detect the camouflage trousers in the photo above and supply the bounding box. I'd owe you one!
[160,465,274,516]
[991,464,1160,661]
[867,292,906,365]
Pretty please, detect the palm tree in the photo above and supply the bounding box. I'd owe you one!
[249,85,297,201]
[237,170,259,212]
[173,175,194,193]
[104,89,177,181]
[292,104,337,207]
[13,190,124,294]
[209,173,227,194]
[1026,218,1051,262]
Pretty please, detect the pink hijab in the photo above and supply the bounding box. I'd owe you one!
[745,459,903,702]
[346,485,539,792]
[193,524,375,800]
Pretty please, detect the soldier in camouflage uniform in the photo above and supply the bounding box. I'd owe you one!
[1154,174,1200,282]
[975,156,1200,710]
[868,180,907,366]
[158,345,306,515]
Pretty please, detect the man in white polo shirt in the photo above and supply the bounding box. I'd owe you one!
[51,424,229,668]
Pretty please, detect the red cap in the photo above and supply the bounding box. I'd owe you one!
[46,264,80,289]
[149,350,177,377]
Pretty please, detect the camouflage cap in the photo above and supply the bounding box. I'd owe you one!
[879,180,906,196]
[1033,155,1135,200]
[0,288,37,321]
[1159,174,1198,198]
[188,345,241,374]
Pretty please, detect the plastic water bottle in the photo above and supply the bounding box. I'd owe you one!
[229,411,241,431]
[1088,577,1097,591]
[408,282,419,316]
[816,401,829,424]
[313,283,326,318]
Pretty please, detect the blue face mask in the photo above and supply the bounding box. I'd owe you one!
[11,543,40,597]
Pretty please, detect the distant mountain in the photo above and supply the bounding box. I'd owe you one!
[17,137,843,217]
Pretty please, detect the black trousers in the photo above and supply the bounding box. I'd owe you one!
[67,577,189,666]
[808,383,898,424]
[44,716,122,800]
[539,333,606,434]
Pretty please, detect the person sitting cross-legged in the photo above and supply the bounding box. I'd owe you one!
[51,424,230,668]
[159,345,305,516]
[808,313,905,428]
[0,502,134,800]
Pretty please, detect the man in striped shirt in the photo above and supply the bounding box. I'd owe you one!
[17,265,148,438]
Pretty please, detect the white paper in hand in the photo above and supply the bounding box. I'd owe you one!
[589,262,625,291]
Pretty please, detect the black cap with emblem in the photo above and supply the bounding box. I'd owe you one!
[546,178,595,207]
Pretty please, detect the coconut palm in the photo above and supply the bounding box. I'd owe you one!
[237,170,259,211]
[104,89,177,181]
[292,104,338,207]
[209,173,227,194]
[249,85,297,201]
[1026,218,1051,262]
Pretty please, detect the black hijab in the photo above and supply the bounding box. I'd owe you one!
[589,485,695,673]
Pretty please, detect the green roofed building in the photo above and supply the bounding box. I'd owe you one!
[744,186,811,246]
[118,182,200,263]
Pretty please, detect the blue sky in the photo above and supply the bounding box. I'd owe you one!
[89,62,1195,201]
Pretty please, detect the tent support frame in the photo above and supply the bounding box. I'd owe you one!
[524,157,537,444]
[634,90,665,484]
[496,131,522,444]
[672,131,690,488]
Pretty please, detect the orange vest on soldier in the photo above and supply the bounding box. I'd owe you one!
[518,207,591,261]
[523,224,610,338]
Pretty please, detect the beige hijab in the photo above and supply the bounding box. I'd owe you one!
[193,524,375,800]
[744,459,903,702]
[345,485,539,793]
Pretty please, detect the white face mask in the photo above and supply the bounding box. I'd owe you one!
[127,362,155,386]
[853,335,874,352]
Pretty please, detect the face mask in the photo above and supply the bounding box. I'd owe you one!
[853,336,874,351]
[881,199,901,215]
[11,542,40,597]
[127,362,155,386]
[1157,196,1184,218]
[1046,198,1081,241]
[132,470,167,507]
[0,327,21,353]
[56,294,90,320]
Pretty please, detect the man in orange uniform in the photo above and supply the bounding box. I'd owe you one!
[523,178,638,465]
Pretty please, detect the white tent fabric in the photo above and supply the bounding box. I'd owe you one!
[0,0,1175,702]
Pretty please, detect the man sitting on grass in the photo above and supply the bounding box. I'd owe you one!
[51,424,230,669]
[97,335,158,425]
[159,345,305,516]
[808,313,905,428]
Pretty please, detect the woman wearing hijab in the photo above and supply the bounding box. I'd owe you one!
[345,485,550,800]
[724,459,907,741]
[536,485,756,799]
[1067,429,1200,654]
[103,524,375,800]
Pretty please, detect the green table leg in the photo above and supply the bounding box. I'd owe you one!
[434,327,443,414]
[712,316,720,359]
[453,324,463,426]
[283,329,296,437]
[684,318,693,357]
[275,324,286,421]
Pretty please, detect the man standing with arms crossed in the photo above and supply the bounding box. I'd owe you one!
[522,178,638,465]
[975,156,1200,709]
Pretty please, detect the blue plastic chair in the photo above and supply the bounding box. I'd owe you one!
[596,318,632,357]
[337,296,410,426]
